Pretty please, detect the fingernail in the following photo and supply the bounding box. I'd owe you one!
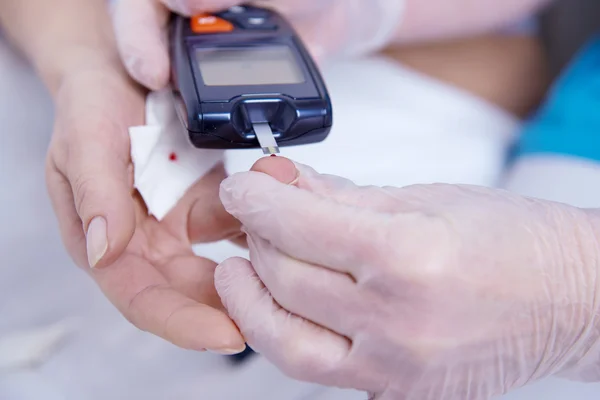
[210,344,247,355]
[86,217,108,268]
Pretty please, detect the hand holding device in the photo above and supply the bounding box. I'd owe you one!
[170,5,332,153]
[113,0,406,91]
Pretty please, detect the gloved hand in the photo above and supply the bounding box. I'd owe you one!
[215,157,600,399]
[46,59,245,354]
[112,0,554,92]
[112,0,406,90]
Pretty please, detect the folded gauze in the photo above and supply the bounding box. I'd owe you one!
[129,89,224,221]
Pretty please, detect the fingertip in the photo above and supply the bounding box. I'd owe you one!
[215,257,352,386]
[214,257,263,321]
[214,257,252,297]
[218,168,297,219]
[123,52,170,92]
[218,163,303,218]
[251,156,300,186]
[166,304,245,352]
[174,0,243,15]
[114,0,171,91]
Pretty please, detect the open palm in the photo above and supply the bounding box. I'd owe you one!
[46,66,245,353]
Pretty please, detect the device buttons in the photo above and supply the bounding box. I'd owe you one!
[228,5,247,14]
[191,14,235,33]
[224,5,269,17]
[236,16,278,30]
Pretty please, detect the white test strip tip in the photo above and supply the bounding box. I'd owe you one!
[253,123,280,155]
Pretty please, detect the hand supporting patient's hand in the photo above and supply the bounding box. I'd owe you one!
[215,157,600,399]
[46,63,245,353]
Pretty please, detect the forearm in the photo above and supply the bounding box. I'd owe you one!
[0,0,123,96]
[384,34,549,117]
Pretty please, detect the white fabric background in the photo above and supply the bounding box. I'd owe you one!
[1,34,599,399]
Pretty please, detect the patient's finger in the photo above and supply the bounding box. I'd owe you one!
[163,164,242,244]
[220,171,393,276]
[45,163,88,268]
[250,157,403,212]
[229,233,248,249]
[251,156,299,185]
[92,252,245,354]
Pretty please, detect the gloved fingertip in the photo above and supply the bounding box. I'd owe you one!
[214,257,248,287]
[181,0,243,14]
[123,54,170,91]
[251,156,300,186]
[219,162,299,215]
[161,0,191,16]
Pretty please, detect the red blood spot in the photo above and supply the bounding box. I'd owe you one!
[270,154,277,157]
[169,152,178,162]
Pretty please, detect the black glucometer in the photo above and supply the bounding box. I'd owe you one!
[170,4,333,154]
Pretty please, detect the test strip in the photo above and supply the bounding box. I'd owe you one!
[253,123,280,155]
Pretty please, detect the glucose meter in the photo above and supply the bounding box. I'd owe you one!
[170,5,333,154]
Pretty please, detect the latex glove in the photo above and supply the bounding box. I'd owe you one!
[112,0,406,90]
[215,157,600,399]
[46,63,246,354]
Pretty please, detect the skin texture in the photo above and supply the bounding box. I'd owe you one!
[215,157,600,400]
[0,0,245,353]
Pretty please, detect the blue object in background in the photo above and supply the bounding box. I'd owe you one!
[517,34,600,161]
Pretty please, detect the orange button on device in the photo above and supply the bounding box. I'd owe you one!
[191,14,234,33]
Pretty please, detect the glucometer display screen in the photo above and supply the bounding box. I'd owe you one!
[196,46,305,86]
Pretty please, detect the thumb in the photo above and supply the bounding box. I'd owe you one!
[251,156,362,193]
[250,156,300,185]
[64,132,136,269]
[113,0,243,91]
[113,0,171,90]
[249,156,400,212]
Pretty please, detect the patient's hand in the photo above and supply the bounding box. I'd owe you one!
[45,64,245,353]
